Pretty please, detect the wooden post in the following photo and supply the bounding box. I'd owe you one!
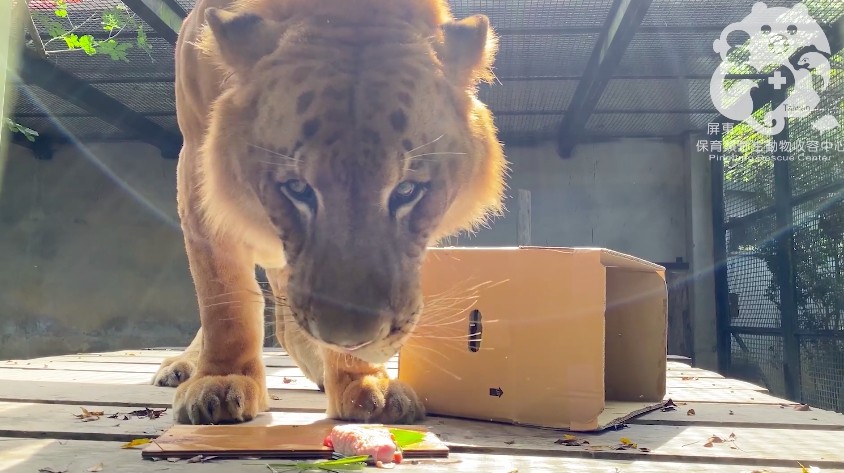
[517,189,531,246]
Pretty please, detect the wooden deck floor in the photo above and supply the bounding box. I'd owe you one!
[1,348,843,472]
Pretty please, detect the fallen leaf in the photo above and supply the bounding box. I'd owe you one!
[554,434,589,446]
[167,458,180,462]
[271,395,281,400]
[794,404,812,411]
[681,376,698,381]
[707,435,725,444]
[687,409,696,416]
[616,437,638,449]
[127,407,167,419]
[74,407,102,421]
[87,463,103,472]
[664,399,677,407]
[107,413,119,419]
[703,441,714,448]
[120,438,151,449]
[729,433,737,440]
[283,377,295,384]
[729,410,735,415]
[639,447,651,453]
[38,468,67,473]
[503,440,516,445]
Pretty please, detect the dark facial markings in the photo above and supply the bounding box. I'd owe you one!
[296,90,316,115]
[390,109,408,133]
[302,118,321,139]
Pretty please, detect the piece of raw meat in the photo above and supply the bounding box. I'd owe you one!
[323,425,402,464]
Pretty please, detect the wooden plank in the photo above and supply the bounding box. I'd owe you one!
[633,402,844,430]
[0,367,326,391]
[3,406,844,468]
[4,438,839,473]
[0,381,327,411]
[666,362,725,378]
[8,353,399,370]
[666,387,793,405]
[666,377,767,392]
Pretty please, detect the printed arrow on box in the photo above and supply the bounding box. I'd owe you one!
[489,387,503,398]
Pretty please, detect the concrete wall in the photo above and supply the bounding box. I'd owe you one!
[0,141,198,359]
[0,137,703,360]
[455,139,689,265]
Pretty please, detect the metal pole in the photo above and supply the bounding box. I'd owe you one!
[1,0,23,187]
[772,88,802,402]
[710,118,732,374]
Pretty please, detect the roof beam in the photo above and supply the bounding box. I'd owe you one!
[14,49,182,157]
[555,0,653,158]
[120,0,186,45]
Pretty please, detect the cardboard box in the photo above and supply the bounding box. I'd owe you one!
[398,247,668,432]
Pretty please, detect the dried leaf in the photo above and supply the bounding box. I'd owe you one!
[74,407,102,421]
[639,447,651,453]
[664,399,677,407]
[686,409,696,416]
[120,438,152,449]
[707,435,725,444]
[729,410,735,415]
[167,458,180,462]
[271,395,281,400]
[729,433,737,440]
[283,377,295,384]
[703,441,714,448]
[503,440,516,445]
[681,376,698,381]
[38,468,68,473]
[108,413,119,419]
[794,404,812,411]
[87,463,103,472]
[554,434,589,446]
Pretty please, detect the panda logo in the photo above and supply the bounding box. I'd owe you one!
[710,2,838,135]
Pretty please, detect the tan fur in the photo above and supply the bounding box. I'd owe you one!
[152,0,507,425]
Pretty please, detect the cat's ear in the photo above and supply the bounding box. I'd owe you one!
[438,14,498,87]
[205,8,284,70]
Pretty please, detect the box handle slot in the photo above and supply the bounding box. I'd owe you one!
[468,309,482,352]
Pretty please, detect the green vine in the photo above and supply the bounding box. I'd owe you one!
[7,0,152,142]
[32,0,152,61]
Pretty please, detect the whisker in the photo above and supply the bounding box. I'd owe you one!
[403,134,444,156]
[405,151,468,160]
[248,143,299,163]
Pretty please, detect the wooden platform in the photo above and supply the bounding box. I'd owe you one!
[1,348,843,472]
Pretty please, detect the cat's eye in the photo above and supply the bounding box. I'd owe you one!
[389,180,427,216]
[279,179,316,209]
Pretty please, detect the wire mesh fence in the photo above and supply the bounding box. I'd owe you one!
[716,24,844,412]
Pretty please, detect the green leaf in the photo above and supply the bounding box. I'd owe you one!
[136,27,151,52]
[54,0,67,18]
[101,6,130,32]
[388,428,426,449]
[97,39,132,61]
[78,35,97,55]
[63,33,79,49]
[266,455,370,472]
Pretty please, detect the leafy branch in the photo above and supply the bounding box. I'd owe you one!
[32,1,151,61]
[9,0,153,141]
